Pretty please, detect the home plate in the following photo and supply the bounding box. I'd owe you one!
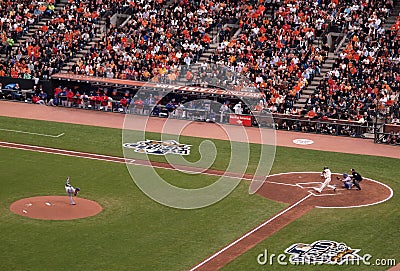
[45,202,52,206]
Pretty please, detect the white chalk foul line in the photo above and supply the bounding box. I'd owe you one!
[1,142,394,210]
[266,180,298,187]
[189,193,313,271]
[132,162,252,181]
[309,192,342,197]
[0,142,251,182]
[0,128,64,138]
[0,144,127,164]
[297,182,321,185]
[0,143,345,193]
[0,143,394,268]
[296,182,322,189]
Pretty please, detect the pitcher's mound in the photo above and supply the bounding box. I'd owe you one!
[10,196,102,220]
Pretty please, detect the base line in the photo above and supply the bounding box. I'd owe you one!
[309,192,341,197]
[0,142,250,182]
[189,193,312,271]
[0,128,64,138]
[266,181,298,187]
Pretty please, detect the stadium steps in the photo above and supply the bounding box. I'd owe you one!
[0,0,68,60]
[60,0,173,73]
[293,46,338,109]
[195,24,241,65]
[293,1,400,110]
[162,0,177,11]
[177,21,240,84]
[382,5,400,30]
[293,26,351,109]
[60,18,107,73]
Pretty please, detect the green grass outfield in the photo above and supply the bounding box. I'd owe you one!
[0,116,398,270]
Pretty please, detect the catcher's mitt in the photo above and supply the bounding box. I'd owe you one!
[74,187,81,196]
[336,176,341,180]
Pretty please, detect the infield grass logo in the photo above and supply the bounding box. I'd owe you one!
[122,63,276,209]
[285,240,362,265]
[123,140,191,155]
[257,240,396,267]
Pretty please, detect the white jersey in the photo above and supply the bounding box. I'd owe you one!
[314,168,336,193]
[65,185,75,195]
[321,169,332,180]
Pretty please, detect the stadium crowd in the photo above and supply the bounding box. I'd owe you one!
[190,1,333,118]
[202,0,398,122]
[0,0,57,58]
[70,0,239,82]
[302,1,399,125]
[0,0,102,80]
[0,0,398,139]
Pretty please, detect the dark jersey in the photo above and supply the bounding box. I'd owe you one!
[352,171,363,182]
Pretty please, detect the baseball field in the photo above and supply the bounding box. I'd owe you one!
[0,112,399,271]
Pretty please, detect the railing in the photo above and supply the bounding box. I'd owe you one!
[1,92,392,143]
[316,20,331,47]
[121,103,375,139]
[333,34,347,55]
[259,114,373,138]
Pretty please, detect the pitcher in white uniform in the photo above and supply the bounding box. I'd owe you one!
[65,177,80,205]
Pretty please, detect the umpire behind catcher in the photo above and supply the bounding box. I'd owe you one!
[351,168,363,190]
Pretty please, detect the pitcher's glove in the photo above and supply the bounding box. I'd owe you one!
[74,187,80,196]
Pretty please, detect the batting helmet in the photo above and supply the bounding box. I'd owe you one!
[324,166,329,170]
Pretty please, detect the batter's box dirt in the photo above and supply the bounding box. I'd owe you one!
[296,182,321,189]
[259,172,392,208]
[308,191,342,197]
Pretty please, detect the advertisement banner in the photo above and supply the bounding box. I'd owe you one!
[229,114,252,126]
